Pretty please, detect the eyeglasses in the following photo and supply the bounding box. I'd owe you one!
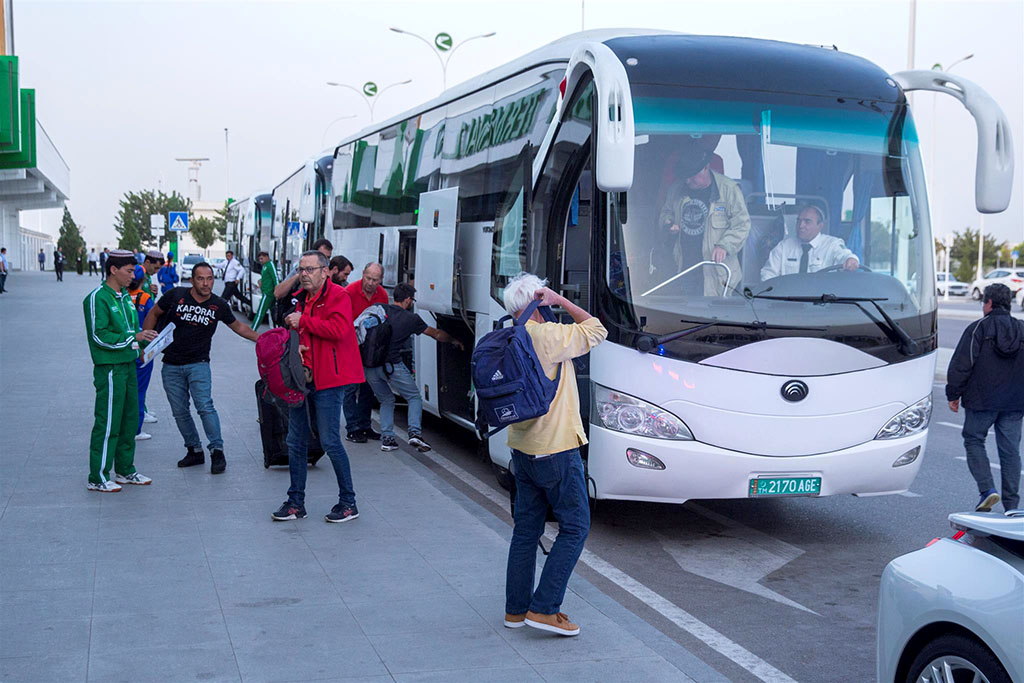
[298,266,324,275]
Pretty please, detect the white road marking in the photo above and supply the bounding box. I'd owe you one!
[937,421,963,429]
[955,455,1002,471]
[387,422,798,683]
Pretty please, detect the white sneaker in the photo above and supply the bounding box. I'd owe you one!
[87,480,122,493]
[135,432,152,441]
[114,472,152,486]
[143,411,158,424]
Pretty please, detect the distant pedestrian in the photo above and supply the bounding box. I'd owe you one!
[75,248,84,276]
[143,261,259,474]
[54,248,65,281]
[250,251,277,330]
[88,248,99,276]
[135,249,145,265]
[343,262,388,443]
[99,247,109,275]
[83,249,158,492]
[271,250,363,523]
[38,248,45,271]
[0,247,8,293]
[128,267,157,441]
[946,283,1024,512]
[501,273,607,636]
[220,249,251,311]
[157,252,179,294]
[364,283,463,453]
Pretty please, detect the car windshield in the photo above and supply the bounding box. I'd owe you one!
[183,255,202,265]
[602,86,935,363]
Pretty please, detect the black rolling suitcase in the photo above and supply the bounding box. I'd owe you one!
[255,379,325,468]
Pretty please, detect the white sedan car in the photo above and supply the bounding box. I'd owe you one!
[877,510,1023,683]
[936,273,969,296]
[969,269,1024,300]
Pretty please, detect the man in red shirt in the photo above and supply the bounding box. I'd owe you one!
[343,262,388,443]
[272,250,364,523]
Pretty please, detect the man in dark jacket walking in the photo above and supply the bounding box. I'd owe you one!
[946,283,1024,512]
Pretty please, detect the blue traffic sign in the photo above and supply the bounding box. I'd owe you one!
[287,221,302,237]
[1013,250,1020,260]
[169,211,189,232]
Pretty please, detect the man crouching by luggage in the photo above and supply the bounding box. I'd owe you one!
[502,272,607,636]
[272,250,364,523]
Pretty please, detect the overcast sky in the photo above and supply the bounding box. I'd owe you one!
[16,0,1024,247]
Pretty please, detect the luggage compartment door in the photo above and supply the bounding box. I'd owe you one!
[415,187,458,316]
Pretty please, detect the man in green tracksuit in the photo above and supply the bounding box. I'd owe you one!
[250,251,278,330]
[84,249,158,492]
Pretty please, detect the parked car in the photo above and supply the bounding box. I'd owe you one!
[210,257,228,279]
[969,269,1024,300]
[180,253,203,281]
[876,510,1023,683]
[1017,286,1024,311]
[936,272,969,296]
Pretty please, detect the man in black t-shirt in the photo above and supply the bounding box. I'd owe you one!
[364,283,463,453]
[143,262,259,474]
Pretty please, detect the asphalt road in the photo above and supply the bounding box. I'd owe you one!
[397,301,1021,682]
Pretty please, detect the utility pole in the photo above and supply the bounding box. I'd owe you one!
[977,215,985,281]
[224,128,230,201]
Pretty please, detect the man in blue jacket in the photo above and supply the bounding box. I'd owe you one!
[946,283,1024,512]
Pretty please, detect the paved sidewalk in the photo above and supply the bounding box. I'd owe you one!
[0,272,714,683]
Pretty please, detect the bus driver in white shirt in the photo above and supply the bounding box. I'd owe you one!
[760,205,859,280]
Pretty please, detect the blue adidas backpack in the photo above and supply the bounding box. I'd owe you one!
[472,299,562,438]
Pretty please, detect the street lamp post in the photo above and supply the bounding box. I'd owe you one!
[389,28,496,90]
[321,114,358,148]
[325,79,412,123]
[929,54,973,301]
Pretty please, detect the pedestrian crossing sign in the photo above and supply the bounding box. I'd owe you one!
[169,211,189,232]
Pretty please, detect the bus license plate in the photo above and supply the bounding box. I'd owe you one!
[748,476,821,497]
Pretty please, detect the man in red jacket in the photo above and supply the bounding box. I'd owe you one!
[272,250,365,523]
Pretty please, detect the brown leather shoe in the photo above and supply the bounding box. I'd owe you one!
[503,612,526,629]
[525,611,580,636]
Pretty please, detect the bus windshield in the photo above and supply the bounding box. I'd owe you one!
[603,86,935,363]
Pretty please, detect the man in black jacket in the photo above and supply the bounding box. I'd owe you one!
[946,283,1024,512]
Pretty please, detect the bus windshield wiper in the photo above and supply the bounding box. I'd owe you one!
[743,291,919,355]
[635,318,825,353]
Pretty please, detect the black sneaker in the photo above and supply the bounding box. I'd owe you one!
[177,447,205,468]
[324,504,359,523]
[380,435,399,452]
[346,431,367,444]
[210,449,226,475]
[408,433,431,452]
[271,502,307,521]
[364,428,382,441]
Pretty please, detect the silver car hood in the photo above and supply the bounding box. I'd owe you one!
[949,511,1024,541]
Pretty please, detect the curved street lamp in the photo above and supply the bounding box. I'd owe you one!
[389,28,496,90]
[928,53,974,299]
[325,79,412,123]
[321,114,358,148]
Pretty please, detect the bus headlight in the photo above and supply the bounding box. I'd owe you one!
[875,397,932,440]
[592,384,693,440]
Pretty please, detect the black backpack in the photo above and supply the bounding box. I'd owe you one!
[358,310,392,369]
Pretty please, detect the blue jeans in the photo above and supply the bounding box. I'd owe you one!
[505,448,590,616]
[161,362,223,451]
[963,409,1022,510]
[136,359,154,434]
[364,364,422,438]
[342,382,375,434]
[286,385,356,508]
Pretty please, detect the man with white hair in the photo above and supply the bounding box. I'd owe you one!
[501,272,607,637]
[760,204,859,280]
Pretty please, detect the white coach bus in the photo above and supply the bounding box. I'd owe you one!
[322,30,1013,503]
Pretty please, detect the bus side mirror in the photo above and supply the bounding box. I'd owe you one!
[893,70,1014,214]
[562,43,635,193]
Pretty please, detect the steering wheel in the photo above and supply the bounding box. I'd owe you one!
[816,263,873,274]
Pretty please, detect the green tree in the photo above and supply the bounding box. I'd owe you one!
[189,215,219,250]
[949,227,1006,283]
[57,206,86,257]
[114,189,190,250]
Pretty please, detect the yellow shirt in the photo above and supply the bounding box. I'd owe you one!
[506,317,608,456]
